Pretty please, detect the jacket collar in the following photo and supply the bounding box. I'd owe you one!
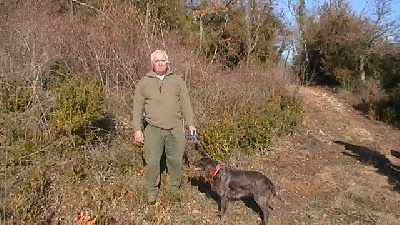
[146,69,173,78]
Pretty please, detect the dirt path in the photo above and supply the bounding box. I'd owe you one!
[264,85,400,225]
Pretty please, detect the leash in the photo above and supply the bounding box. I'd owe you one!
[189,130,210,157]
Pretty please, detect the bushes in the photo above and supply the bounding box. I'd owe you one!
[374,88,400,127]
[1,64,106,149]
[199,94,303,160]
[0,78,33,113]
[50,75,106,137]
[0,2,304,223]
[349,77,400,127]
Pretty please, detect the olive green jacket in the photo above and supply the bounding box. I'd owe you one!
[132,70,195,131]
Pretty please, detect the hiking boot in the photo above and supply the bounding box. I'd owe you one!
[147,195,157,206]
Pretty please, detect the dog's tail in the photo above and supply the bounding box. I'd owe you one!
[272,185,289,205]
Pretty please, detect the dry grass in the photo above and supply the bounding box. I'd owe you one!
[3,1,398,225]
[0,1,295,224]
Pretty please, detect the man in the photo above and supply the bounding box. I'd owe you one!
[132,50,196,205]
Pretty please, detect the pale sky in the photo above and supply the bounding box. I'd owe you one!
[308,0,400,21]
[276,0,400,32]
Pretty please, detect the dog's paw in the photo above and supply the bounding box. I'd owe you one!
[216,209,225,218]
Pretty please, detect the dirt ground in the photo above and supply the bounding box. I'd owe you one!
[262,85,400,225]
[142,85,400,225]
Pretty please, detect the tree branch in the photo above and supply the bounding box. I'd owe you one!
[71,0,101,12]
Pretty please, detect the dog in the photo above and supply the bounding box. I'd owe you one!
[193,157,285,224]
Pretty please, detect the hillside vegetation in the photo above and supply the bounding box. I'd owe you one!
[1,0,399,224]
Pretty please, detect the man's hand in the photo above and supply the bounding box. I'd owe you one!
[134,130,144,144]
[188,126,197,136]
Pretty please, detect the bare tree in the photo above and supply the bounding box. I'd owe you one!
[290,0,400,85]
[242,0,275,66]
[357,0,400,82]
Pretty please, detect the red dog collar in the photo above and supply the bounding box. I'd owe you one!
[210,162,226,178]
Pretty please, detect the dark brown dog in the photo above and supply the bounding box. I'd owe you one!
[193,157,285,224]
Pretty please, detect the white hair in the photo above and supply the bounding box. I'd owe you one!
[150,50,170,63]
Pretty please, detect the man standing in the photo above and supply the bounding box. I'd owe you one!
[132,50,196,205]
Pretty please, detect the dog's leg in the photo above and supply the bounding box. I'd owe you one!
[218,197,228,218]
[254,196,270,224]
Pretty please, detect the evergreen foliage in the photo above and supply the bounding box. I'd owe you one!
[50,76,106,136]
[200,94,303,159]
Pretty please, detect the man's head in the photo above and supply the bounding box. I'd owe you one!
[151,50,169,75]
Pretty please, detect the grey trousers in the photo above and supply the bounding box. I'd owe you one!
[143,125,186,201]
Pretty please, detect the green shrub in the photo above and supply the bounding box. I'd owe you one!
[199,94,303,160]
[50,75,106,137]
[0,79,32,113]
[333,67,361,91]
[237,94,303,152]
[199,112,237,159]
[376,87,400,126]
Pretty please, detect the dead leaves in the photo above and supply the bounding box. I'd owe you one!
[75,210,96,225]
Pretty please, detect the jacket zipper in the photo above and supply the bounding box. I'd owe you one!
[157,78,163,93]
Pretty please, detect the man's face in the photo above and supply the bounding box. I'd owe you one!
[152,52,168,75]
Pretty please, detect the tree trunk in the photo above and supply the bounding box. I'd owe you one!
[359,55,366,82]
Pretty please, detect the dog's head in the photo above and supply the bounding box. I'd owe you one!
[193,157,219,171]
[193,157,223,177]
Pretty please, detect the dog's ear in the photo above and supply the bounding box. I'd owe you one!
[209,158,220,168]
[201,157,217,165]
[210,158,219,165]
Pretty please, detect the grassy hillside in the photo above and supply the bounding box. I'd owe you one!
[1,1,303,224]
